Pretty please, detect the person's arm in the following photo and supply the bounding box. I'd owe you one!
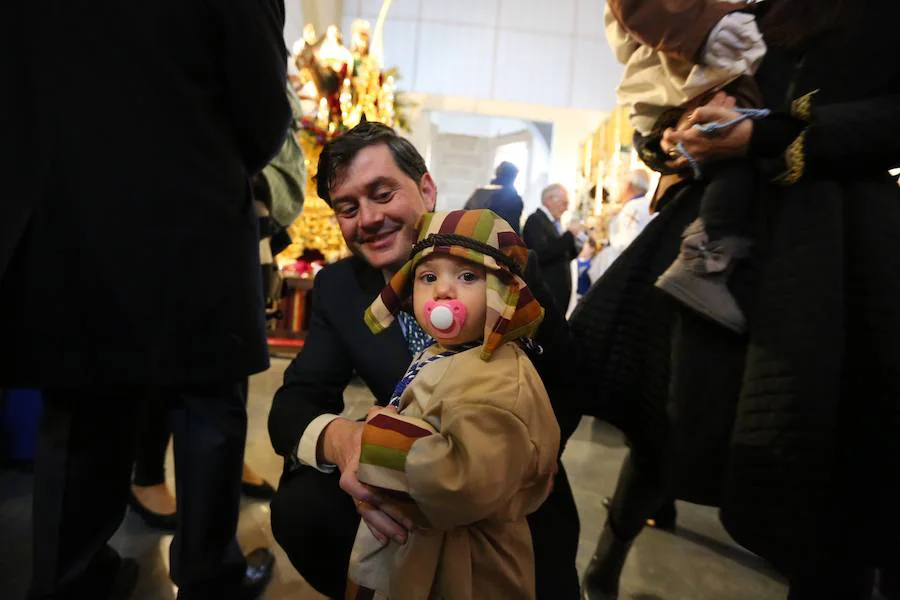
[607,0,741,61]
[522,217,577,266]
[407,357,559,530]
[751,92,900,183]
[405,404,537,530]
[665,89,900,184]
[212,0,291,173]
[360,364,557,531]
[267,268,355,471]
[357,349,562,530]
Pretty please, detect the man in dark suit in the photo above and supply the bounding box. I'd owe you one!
[522,184,584,313]
[268,121,582,599]
[464,161,524,234]
[0,2,289,598]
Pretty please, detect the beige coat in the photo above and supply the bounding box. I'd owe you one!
[605,0,765,134]
[349,343,560,600]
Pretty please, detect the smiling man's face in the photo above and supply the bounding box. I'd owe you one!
[329,143,437,273]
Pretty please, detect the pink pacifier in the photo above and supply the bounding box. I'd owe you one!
[423,299,467,337]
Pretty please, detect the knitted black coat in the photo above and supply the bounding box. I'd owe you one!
[572,0,900,578]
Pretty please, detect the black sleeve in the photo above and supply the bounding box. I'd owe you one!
[522,251,581,447]
[804,94,900,176]
[214,0,291,173]
[267,271,355,460]
[522,217,577,266]
[750,91,900,184]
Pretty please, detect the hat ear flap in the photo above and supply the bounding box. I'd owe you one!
[481,271,517,359]
[480,271,543,360]
[364,259,415,334]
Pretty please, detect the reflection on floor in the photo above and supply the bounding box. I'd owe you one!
[0,358,787,599]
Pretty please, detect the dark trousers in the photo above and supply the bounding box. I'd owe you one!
[132,380,249,489]
[271,462,582,600]
[133,392,170,487]
[28,383,248,600]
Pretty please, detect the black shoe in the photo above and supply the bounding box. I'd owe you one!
[240,547,275,600]
[127,490,177,532]
[581,521,634,600]
[241,480,276,500]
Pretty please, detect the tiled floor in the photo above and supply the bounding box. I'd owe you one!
[0,358,788,599]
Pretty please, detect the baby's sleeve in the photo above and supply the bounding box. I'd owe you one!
[404,400,536,531]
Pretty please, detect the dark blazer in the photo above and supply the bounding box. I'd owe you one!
[268,252,580,462]
[522,209,577,314]
[0,0,290,388]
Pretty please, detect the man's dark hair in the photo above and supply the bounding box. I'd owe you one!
[316,120,427,205]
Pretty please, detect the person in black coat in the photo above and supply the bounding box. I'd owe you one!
[267,121,582,600]
[522,184,583,313]
[0,2,290,598]
[464,161,524,234]
[577,1,900,598]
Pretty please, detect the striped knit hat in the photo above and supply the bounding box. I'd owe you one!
[364,209,544,360]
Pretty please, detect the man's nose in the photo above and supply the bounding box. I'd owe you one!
[358,200,383,229]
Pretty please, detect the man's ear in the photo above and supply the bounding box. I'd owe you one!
[419,172,437,212]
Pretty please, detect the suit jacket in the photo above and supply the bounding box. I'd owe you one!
[0,0,290,387]
[522,210,577,314]
[268,253,580,467]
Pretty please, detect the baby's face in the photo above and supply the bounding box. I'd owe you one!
[412,255,487,347]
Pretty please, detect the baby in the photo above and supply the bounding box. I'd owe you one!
[606,0,768,333]
[346,209,560,600]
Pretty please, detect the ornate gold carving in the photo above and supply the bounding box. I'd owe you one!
[279,4,411,264]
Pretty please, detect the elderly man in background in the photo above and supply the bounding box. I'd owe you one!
[522,184,584,314]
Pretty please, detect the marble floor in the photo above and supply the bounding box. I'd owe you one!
[0,358,789,599]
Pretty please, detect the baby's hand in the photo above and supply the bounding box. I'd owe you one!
[702,12,763,70]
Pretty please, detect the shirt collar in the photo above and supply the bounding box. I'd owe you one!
[538,204,557,223]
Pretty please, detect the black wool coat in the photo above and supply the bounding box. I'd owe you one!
[573,0,900,577]
[0,0,291,387]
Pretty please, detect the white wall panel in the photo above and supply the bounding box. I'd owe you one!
[499,0,576,35]
[414,23,495,98]
[571,37,620,110]
[576,0,604,37]
[420,0,500,28]
[494,31,573,107]
[360,0,421,19]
